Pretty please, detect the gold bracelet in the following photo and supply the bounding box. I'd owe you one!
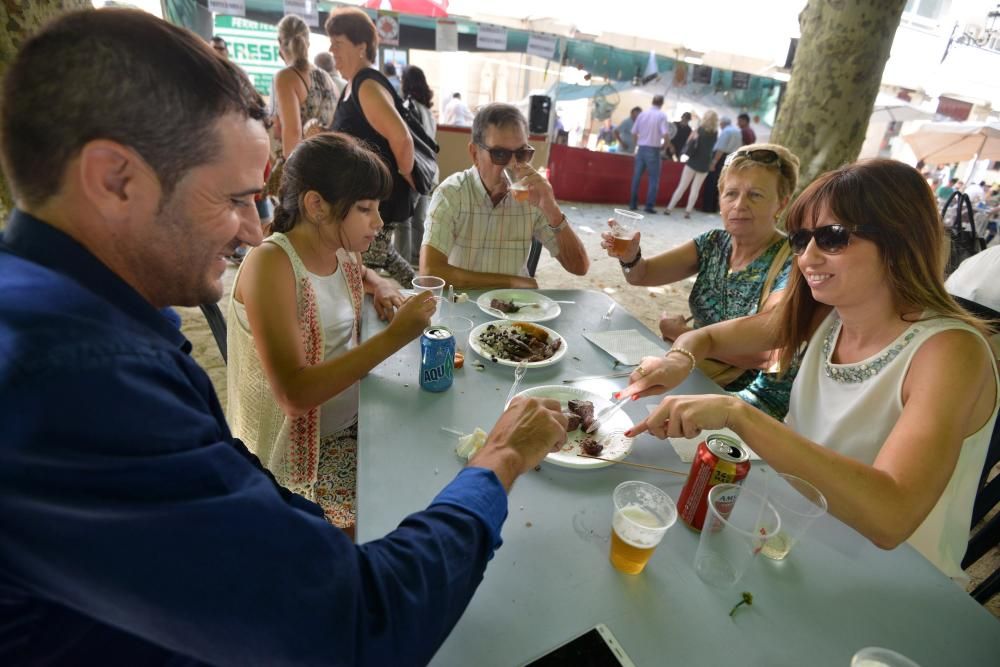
[667,346,697,374]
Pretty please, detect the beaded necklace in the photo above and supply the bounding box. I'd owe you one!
[822,316,920,384]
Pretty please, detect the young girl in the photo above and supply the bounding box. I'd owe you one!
[227,133,435,538]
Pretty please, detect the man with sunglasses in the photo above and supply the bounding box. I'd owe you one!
[420,103,589,288]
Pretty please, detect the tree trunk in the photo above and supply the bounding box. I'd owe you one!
[772,0,907,197]
[0,0,92,223]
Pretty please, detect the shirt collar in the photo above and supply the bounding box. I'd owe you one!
[3,209,189,350]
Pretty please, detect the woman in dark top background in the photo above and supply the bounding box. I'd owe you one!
[664,110,719,219]
[325,7,415,287]
[399,65,436,266]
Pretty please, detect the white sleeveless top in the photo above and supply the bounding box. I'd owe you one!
[787,311,998,580]
[231,256,359,436]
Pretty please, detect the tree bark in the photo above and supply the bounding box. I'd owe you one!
[0,0,92,223]
[771,0,907,197]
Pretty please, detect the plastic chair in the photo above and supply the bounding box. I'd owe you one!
[954,295,1000,603]
[199,302,228,364]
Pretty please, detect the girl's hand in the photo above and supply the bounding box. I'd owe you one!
[387,290,435,342]
[372,283,405,322]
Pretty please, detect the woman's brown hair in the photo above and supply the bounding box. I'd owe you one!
[271,132,391,233]
[324,7,378,63]
[776,158,988,373]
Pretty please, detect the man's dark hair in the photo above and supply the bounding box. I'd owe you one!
[453,93,462,99]
[325,7,378,63]
[630,106,642,115]
[738,112,751,123]
[681,112,692,121]
[382,62,396,76]
[472,103,528,146]
[0,9,267,208]
[652,95,664,106]
[211,35,227,48]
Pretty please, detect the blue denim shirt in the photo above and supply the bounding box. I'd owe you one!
[0,210,508,666]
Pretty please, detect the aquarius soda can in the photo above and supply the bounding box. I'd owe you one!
[420,326,455,392]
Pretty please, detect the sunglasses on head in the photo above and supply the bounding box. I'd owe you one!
[724,148,780,168]
[788,224,877,255]
[476,143,535,166]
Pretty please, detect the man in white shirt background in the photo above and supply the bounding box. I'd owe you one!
[442,92,474,126]
[628,95,673,214]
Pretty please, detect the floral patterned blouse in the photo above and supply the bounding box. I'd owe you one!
[689,229,796,419]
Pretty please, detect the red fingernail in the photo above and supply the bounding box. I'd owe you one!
[612,392,620,400]
[624,429,633,436]
[631,394,638,401]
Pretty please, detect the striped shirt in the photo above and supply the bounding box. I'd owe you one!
[422,166,560,276]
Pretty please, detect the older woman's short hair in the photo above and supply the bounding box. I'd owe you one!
[719,142,800,202]
[472,103,528,146]
[325,7,377,63]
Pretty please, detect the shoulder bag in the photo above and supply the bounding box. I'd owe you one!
[942,190,984,276]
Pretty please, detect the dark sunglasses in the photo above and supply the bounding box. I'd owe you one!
[724,148,780,168]
[476,143,535,166]
[788,224,877,255]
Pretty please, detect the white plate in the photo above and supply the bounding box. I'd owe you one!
[513,385,634,470]
[477,289,561,323]
[469,320,568,369]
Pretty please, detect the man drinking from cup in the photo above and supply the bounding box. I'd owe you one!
[420,103,589,288]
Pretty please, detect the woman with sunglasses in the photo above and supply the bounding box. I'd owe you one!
[604,143,800,419]
[325,7,416,288]
[622,159,998,579]
[227,133,436,538]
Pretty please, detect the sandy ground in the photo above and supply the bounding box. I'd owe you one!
[175,201,999,617]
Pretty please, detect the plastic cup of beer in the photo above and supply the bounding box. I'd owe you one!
[438,315,472,368]
[609,481,678,575]
[693,483,781,587]
[611,208,643,255]
[760,473,827,561]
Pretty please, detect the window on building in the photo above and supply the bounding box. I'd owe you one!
[903,0,953,26]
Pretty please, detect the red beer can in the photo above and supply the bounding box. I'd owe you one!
[677,435,751,531]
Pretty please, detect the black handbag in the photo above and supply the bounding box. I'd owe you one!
[396,96,440,196]
[942,190,985,275]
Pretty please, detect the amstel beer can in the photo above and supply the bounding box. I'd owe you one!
[419,326,455,392]
[677,435,751,530]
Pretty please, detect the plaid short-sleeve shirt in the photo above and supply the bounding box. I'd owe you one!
[422,167,560,277]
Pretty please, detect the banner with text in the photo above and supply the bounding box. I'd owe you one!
[436,20,458,52]
[526,33,558,60]
[214,15,281,97]
[476,24,508,51]
[208,0,244,17]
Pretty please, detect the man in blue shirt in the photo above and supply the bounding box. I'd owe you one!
[701,116,743,213]
[0,9,567,666]
[614,106,642,154]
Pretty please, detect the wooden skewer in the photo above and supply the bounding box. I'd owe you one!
[577,454,687,477]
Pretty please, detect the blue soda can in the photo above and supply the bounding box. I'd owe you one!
[420,326,455,392]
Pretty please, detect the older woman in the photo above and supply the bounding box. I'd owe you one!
[603,143,800,419]
[624,159,998,580]
[664,110,719,218]
[227,133,434,537]
[325,7,416,287]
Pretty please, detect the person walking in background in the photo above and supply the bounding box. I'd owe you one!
[701,115,742,213]
[614,106,641,155]
[442,92,473,126]
[664,110,719,218]
[737,112,756,146]
[326,7,417,287]
[629,95,673,214]
[314,51,347,97]
[382,61,401,94]
[398,64,436,265]
[666,111,692,161]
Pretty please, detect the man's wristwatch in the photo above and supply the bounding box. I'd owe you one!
[549,213,569,233]
[619,248,642,272]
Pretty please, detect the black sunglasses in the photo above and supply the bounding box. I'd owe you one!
[476,143,535,166]
[724,148,780,168]
[788,224,877,255]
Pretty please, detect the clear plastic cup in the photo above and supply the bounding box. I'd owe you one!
[609,481,678,575]
[611,208,643,254]
[694,483,781,587]
[760,473,827,561]
[438,315,472,367]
